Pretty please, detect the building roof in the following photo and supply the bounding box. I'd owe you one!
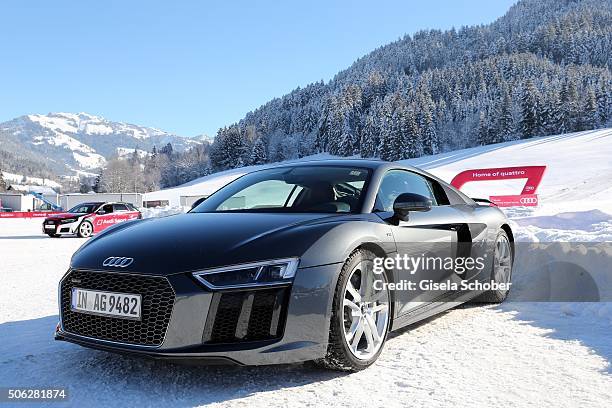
[7,184,58,195]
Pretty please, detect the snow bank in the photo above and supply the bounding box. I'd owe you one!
[404,129,612,216]
[140,206,186,218]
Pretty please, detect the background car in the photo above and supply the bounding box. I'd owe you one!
[56,160,513,371]
[43,202,141,238]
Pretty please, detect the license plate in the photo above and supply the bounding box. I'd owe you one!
[71,288,141,320]
[44,225,55,229]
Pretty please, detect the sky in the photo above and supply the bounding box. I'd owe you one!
[0,0,516,138]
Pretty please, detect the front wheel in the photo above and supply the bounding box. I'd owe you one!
[77,221,93,238]
[317,249,391,371]
[474,230,513,303]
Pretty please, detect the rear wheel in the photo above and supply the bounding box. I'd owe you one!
[77,221,93,238]
[317,249,391,371]
[474,230,513,303]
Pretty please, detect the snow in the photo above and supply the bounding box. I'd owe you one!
[143,166,258,206]
[404,129,612,216]
[72,151,106,169]
[2,171,62,189]
[45,131,94,152]
[27,112,175,145]
[83,123,113,135]
[116,147,151,159]
[28,113,79,134]
[1,130,611,406]
[4,184,57,195]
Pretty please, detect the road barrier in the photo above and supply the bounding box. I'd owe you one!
[0,211,61,219]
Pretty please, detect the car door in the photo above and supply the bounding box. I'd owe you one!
[375,169,468,317]
[112,203,131,223]
[93,203,115,233]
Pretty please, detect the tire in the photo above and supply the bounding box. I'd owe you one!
[316,249,391,371]
[473,230,513,303]
[77,221,93,238]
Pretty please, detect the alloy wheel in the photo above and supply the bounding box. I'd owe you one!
[342,260,390,360]
[80,222,92,237]
[493,234,512,290]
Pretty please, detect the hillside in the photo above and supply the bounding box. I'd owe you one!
[0,112,196,177]
[194,0,612,179]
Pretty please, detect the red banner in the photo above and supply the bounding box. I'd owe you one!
[450,166,546,207]
[0,211,61,219]
[489,194,539,207]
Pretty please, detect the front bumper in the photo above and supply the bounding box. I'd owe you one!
[55,263,341,366]
[43,220,79,235]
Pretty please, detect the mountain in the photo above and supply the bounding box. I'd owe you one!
[202,0,612,173]
[0,112,196,177]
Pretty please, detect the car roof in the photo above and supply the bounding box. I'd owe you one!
[266,158,419,172]
[100,202,134,205]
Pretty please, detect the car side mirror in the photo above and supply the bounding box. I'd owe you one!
[393,193,432,221]
[97,210,106,215]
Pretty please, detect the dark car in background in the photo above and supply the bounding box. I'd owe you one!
[55,160,513,371]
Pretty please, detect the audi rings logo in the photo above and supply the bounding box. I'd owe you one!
[519,197,538,204]
[102,256,134,268]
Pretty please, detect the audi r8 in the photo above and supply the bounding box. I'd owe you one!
[43,202,141,238]
[55,160,513,371]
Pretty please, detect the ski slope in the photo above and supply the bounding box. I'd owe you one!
[1,129,611,407]
[407,129,612,216]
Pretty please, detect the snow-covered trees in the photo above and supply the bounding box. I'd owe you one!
[250,137,267,165]
[209,126,248,171]
[98,159,134,193]
[359,113,378,158]
[520,80,541,139]
[158,0,612,189]
[0,169,6,192]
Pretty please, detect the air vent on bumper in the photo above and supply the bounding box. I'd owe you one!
[202,287,289,344]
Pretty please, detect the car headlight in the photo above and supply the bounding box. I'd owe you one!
[193,258,299,289]
[60,218,77,224]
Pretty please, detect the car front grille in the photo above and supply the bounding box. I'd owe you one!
[60,269,175,346]
[203,287,289,344]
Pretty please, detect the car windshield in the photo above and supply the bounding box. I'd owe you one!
[67,203,99,214]
[191,166,371,214]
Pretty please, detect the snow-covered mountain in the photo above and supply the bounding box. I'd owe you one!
[0,112,197,176]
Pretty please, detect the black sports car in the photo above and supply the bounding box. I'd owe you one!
[56,160,513,371]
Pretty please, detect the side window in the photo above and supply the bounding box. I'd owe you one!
[113,204,129,212]
[102,204,113,214]
[427,179,450,206]
[376,170,437,212]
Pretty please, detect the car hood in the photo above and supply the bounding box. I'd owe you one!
[71,212,352,275]
[46,212,86,220]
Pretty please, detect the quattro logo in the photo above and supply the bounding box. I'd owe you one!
[489,194,539,207]
[102,257,134,268]
[519,196,538,205]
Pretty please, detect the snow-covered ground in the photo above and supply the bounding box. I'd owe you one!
[2,171,62,189]
[1,129,611,407]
